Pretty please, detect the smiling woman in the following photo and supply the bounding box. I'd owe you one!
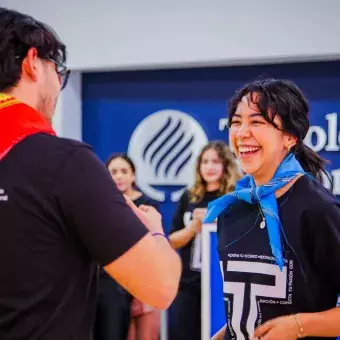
[205,78,340,340]
[228,92,300,185]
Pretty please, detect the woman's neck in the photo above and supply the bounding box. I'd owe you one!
[253,168,276,187]
[253,152,290,186]
[206,182,220,192]
[124,188,142,200]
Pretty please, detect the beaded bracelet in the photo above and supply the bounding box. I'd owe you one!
[292,314,304,338]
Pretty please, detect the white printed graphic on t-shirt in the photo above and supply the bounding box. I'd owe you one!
[220,255,293,340]
[183,211,202,271]
[0,188,8,202]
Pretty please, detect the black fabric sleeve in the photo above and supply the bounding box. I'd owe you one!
[302,201,340,291]
[169,190,189,234]
[52,146,149,266]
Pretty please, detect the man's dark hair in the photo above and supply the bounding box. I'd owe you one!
[0,7,66,92]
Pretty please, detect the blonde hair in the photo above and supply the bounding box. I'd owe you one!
[189,140,242,203]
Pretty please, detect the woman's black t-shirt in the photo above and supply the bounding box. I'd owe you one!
[170,189,219,295]
[218,176,340,340]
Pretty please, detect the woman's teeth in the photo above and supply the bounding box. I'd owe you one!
[239,146,261,154]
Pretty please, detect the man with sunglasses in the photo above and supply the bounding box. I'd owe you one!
[0,7,181,340]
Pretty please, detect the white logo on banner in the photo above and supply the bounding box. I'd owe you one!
[128,110,208,202]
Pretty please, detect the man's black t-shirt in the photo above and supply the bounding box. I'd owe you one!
[99,193,159,285]
[0,133,148,340]
[170,190,219,295]
[218,176,340,340]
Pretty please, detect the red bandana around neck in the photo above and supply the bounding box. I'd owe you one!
[0,93,56,161]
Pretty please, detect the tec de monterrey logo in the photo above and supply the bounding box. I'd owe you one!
[128,110,208,202]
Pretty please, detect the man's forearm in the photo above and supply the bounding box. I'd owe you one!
[105,233,181,310]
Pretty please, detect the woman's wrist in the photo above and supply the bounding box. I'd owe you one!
[295,312,319,338]
[292,314,305,338]
[189,219,201,234]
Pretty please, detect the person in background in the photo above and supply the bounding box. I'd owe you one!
[94,154,161,340]
[168,141,242,340]
[206,78,340,340]
[0,7,181,339]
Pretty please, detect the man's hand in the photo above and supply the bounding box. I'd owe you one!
[124,195,163,234]
[139,204,163,234]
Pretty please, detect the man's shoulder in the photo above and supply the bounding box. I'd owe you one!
[16,133,92,162]
[28,133,91,154]
[2,133,94,181]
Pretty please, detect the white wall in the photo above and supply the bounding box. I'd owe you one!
[4,0,340,141]
[3,0,340,71]
[53,72,82,140]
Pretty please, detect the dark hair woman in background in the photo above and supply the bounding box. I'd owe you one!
[94,154,160,340]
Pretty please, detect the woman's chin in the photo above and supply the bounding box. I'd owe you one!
[117,184,127,192]
[240,164,261,177]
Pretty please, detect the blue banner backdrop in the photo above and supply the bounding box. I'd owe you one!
[83,61,340,338]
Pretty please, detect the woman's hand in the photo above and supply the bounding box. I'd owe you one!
[189,208,208,234]
[252,315,302,340]
[192,208,208,222]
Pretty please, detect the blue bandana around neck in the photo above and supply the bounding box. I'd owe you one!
[203,153,306,270]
